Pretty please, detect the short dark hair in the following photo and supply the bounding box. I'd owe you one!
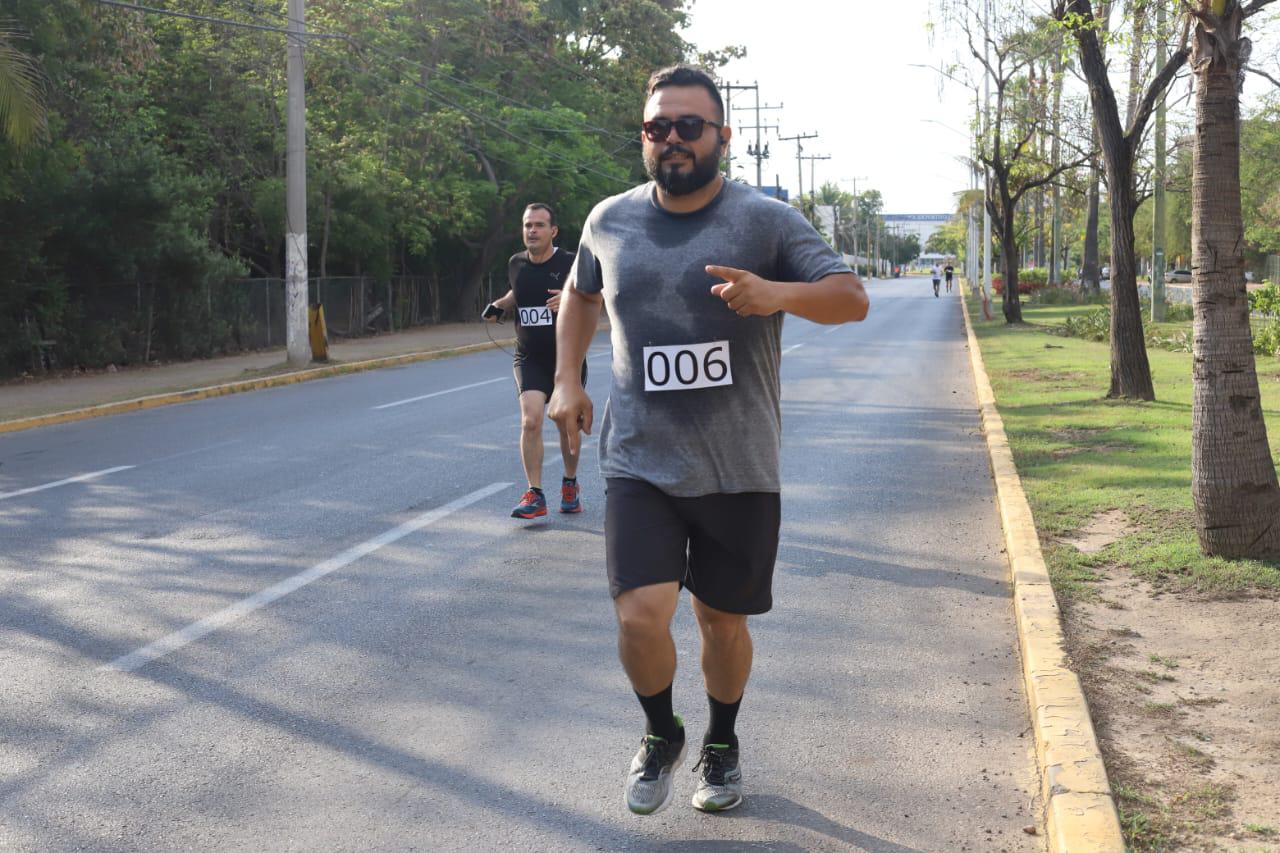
[645,65,724,123]
[523,202,556,226]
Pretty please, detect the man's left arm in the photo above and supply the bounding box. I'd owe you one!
[707,267,868,325]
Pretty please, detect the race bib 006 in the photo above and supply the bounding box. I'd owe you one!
[518,306,554,327]
[643,340,733,392]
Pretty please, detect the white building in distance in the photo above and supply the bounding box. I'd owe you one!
[883,213,952,249]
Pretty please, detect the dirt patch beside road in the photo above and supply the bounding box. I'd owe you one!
[1062,569,1280,850]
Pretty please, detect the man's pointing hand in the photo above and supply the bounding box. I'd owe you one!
[707,265,784,318]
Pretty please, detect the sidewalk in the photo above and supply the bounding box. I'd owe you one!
[0,322,535,425]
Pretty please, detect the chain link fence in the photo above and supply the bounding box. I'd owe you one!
[9,275,459,378]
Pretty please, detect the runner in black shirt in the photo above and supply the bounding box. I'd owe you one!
[485,203,587,519]
[944,263,955,293]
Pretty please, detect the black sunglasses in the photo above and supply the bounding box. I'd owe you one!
[642,116,723,143]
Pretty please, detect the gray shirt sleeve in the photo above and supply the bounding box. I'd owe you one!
[777,204,852,283]
[570,218,604,295]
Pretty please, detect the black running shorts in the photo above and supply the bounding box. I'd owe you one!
[605,477,781,615]
[513,351,586,397]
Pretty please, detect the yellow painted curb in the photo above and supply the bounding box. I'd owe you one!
[960,285,1124,852]
[0,338,517,435]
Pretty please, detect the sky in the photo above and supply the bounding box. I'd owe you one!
[682,0,975,215]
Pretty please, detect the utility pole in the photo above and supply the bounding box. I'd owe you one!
[743,122,779,189]
[779,131,818,213]
[801,154,831,225]
[748,85,782,188]
[980,0,993,319]
[803,154,830,205]
[285,0,311,366]
[1050,37,1063,288]
[719,81,759,177]
[1151,0,1167,322]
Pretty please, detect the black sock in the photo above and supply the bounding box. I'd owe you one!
[705,693,742,748]
[635,684,682,742]
[529,486,543,495]
[563,476,576,484]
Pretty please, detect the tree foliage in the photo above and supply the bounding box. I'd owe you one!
[0,0,719,376]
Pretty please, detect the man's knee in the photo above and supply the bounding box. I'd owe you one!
[615,587,677,639]
[520,411,542,435]
[695,604,748,645]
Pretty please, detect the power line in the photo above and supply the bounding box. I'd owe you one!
[88,0,345,40]
[219,0,637,146]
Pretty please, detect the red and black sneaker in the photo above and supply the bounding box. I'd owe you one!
[511,488,547,519]
[560,479,582,513]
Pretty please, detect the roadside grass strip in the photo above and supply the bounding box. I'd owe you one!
[970,299,1280,598]
[966,290,1280,850]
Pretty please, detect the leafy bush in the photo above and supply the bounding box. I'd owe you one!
[1250,283,1280,317]
[1020,267,1049,285]
[1059,307,1111,342]
[1253,321,1280,356]
[992,272,1048,295]
[1164,302,1194,322]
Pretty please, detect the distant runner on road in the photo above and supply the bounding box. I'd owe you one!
[944,262,955,293]
[550,65,868,817]
[484,203,586,520]
[931,264,942,297]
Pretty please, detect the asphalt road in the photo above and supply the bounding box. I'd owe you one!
[0,277,1042,852]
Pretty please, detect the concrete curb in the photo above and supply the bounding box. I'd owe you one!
[960,289,1125,852]
[0,337,517,435]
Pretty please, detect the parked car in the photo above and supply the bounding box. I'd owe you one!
[1165,269,1192,283]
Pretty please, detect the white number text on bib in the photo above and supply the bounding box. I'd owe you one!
[518,306,554,327]
[643,341,732,392]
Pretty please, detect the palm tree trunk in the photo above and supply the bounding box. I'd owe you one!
[1191,0,1280,556]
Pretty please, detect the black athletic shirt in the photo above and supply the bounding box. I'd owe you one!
[508,248,575,360]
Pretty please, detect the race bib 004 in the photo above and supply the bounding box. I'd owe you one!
[643,340,732,392]
[518,306,554,327]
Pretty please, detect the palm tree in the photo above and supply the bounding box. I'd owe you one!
[1190,0,1280,556]
[0,20,47,148]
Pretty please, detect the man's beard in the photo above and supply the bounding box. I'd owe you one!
[645,143,721,196]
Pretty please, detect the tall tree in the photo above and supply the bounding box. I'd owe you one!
[1189,0,1280,557]
[1080,1,1112,297]
[1055,0,1189,400]
[965,3,1089,322]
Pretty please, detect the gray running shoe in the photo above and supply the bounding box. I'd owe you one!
[691,743,743,812]
[625,719,686,815]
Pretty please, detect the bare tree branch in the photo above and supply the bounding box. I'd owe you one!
[1242,0,1279,19]
[1128,46,1189,139]
[1246,65,1280,89]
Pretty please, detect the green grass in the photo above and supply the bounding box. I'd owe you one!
[968,296,1280,599]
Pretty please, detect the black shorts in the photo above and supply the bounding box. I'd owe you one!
[605,477,781,615]
[513,352,586,396]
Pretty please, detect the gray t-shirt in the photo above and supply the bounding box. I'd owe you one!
[571,180,850,497]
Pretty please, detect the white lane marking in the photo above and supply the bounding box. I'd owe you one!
[99,481,511,672]
[0,466,136,502]
[782,343,805,357]
[823,324,844,336]
[373,377,507,410]
[587,349,613,360]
